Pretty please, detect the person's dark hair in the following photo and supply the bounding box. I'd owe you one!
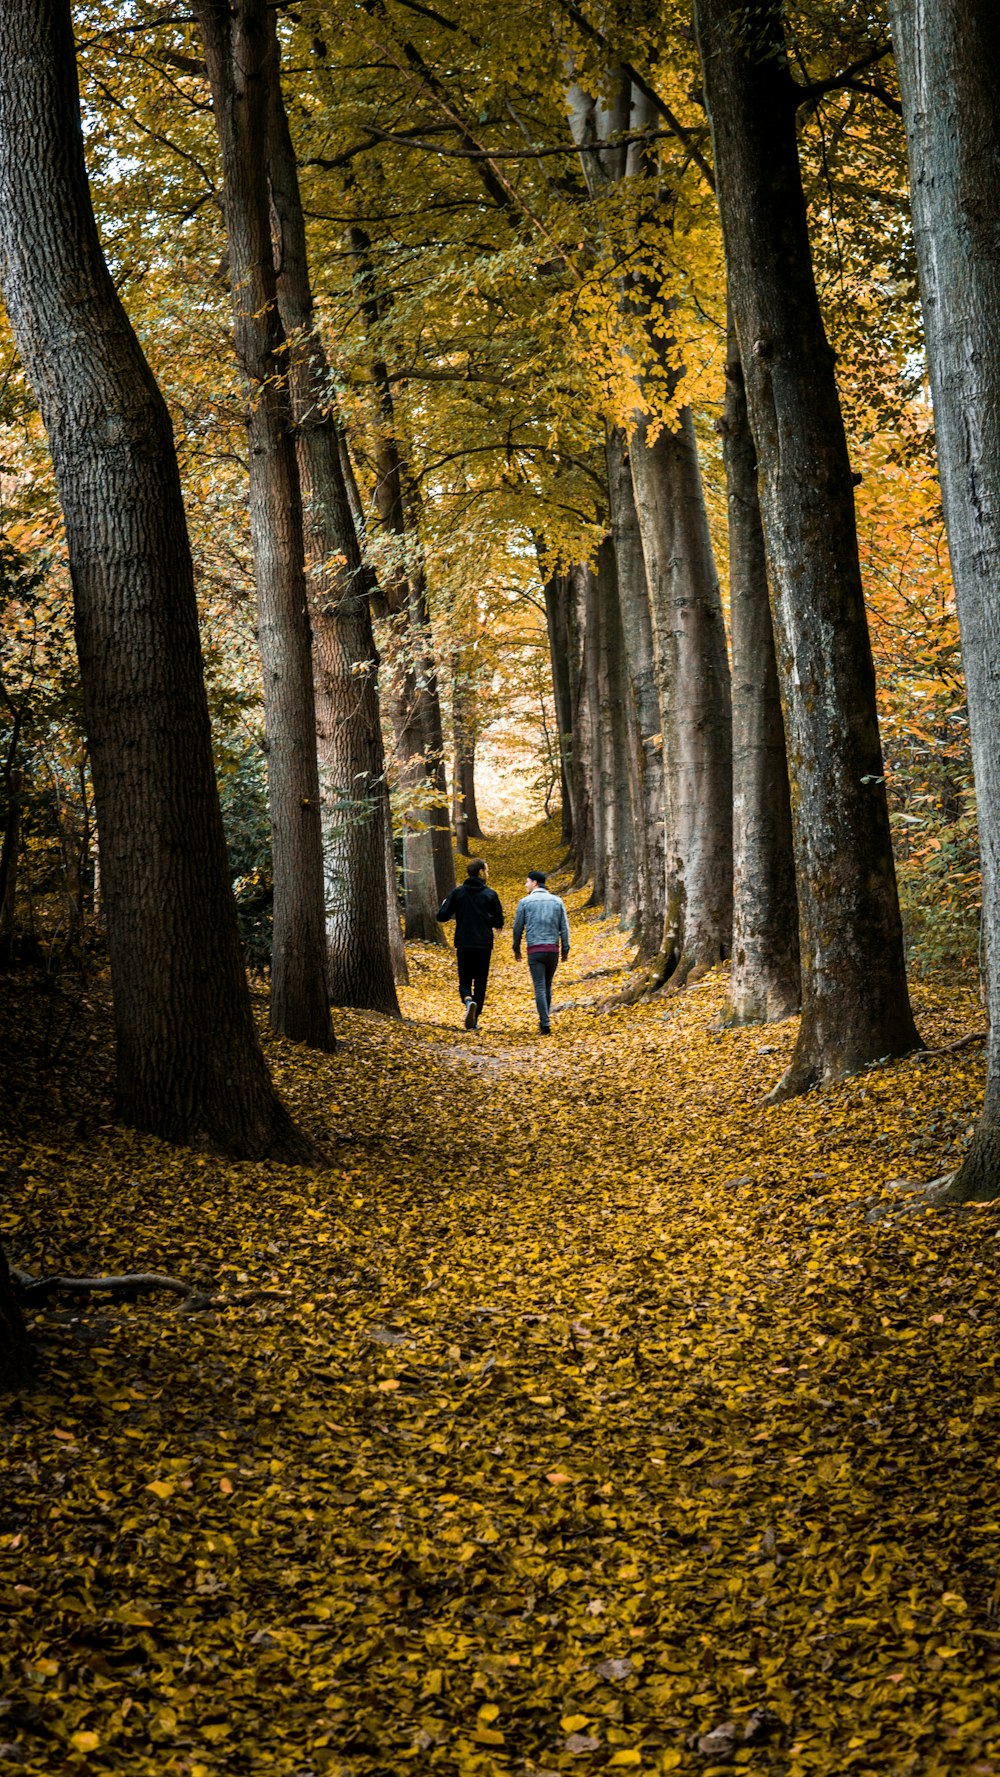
[527,869,547,885]
[467,858,487,877]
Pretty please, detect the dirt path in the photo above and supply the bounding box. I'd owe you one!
[2,823,999,1776]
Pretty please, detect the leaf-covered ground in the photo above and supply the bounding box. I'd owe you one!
[2,822,999,1777]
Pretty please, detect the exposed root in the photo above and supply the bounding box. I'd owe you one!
[915,1031,987,1058]
[10,1265,288,1315]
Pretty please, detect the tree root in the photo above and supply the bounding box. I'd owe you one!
[10,1265,287,1314]
[915,1031,987,1057]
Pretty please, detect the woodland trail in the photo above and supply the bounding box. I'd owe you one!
[3,822,1000,1777]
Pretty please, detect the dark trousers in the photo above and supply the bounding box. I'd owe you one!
[457,946,492,1014]
[528,952,558,1030]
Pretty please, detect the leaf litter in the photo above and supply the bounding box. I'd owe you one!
[1,821,999,1776]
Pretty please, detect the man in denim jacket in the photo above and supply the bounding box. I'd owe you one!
[512,870,570,1035]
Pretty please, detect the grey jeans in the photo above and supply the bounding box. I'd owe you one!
[528,953,557,1030]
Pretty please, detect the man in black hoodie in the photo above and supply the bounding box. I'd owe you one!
[436,858,504,1030]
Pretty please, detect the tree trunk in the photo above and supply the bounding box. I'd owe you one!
[542,569,575,847]
[410,569,456,900]
[567,70,732,983]
[383,790,408,984]
[719,314,800,1024]
[0,763,21,967]
[194,0,332,1050]
[890,0,1000,1197]
[0,1242,31,1391]
[694,0,919,1093]
[0,0,311,1159]
[606,428,664,957]
[571,561,593,888]
[628,399,734,987]
[263,14,398,1015]
[348,223,450,937]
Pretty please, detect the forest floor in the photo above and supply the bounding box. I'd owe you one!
[2,821,1000,1777]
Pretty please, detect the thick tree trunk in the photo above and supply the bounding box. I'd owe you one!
[194,0,332,1050]
[890,0,1000,1197]
[0,1242,31,1391]
[0,0,311,1158]
[542,569,575,847]
[606,428,664,957]
[451,651,482,854]
[694,0,919,1093]
[720,316,800,1024]
[264,16,398,1016]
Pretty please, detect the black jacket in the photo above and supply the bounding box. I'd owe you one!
[437,876,504,949]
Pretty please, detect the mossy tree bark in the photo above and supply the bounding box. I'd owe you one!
[194,0,333,1051]
[0,0,312,1159]
[694,0,919,1094]
[890,0,1000,1197]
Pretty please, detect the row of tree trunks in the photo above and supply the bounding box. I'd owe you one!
[194,0,333,1050]
[263,13,400,1015]
[0,0,310,1159]
[565,70,734,984]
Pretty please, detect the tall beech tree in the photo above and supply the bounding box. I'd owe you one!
[694,0,919,1093]
[890,0,1000,1198]
[720,316,800,1024]
[263,14,400,1016]
[0,0,312,1159]
[193,0,333,1049]
[567,72,734,988]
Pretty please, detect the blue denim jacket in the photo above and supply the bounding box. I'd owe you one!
[512,888,570,957]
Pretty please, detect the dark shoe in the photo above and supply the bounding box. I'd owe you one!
[464,998,479,1031]
[539,1026,551,1036]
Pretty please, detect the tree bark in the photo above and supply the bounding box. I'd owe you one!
[348,223,451,936]
[606,428,665,957]
[263,14,399,1015]
[542,569,575,847]
[890,0,1000,1197]
[194,0,333,1049]
[694,0,919,1093]
[0,0,311,1159]
[567,563,595,887]
[719,314,800,1024]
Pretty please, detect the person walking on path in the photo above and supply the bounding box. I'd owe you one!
[436,858,504,1030]
[512,869,570,1035]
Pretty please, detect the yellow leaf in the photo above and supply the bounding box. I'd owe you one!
[70,1731,100,1753]
[609,1753,642,1768]
[561,1715,590,1733]
[146,1479,175,1501]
